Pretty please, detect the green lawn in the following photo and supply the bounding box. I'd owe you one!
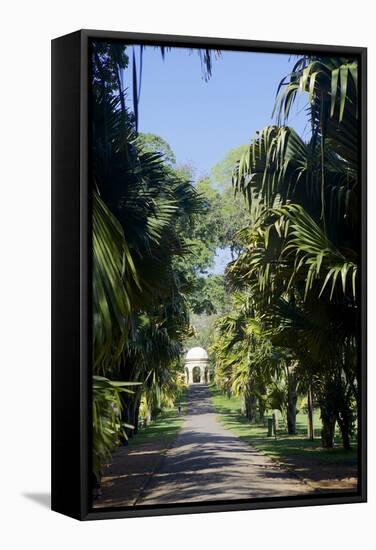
[209,385,357,489]
[126,396,186,448]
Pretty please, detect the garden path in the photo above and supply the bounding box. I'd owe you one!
[137,384,313,504]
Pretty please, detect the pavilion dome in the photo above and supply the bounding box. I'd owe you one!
[186,346,209,361]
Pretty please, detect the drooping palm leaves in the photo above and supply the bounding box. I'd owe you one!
[274,57,357,124]
[93,190,140,373]
[90,43,209,481]
[92,376,141,480]
[232,74,358,301]
[213,54,360,449]
[275,203,358,300]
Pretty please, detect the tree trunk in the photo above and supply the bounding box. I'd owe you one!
[336,393,353,451]
[307,385,314,440]
[133,395,141,435]
[287,371,298,435]
[257,384,267,424]
[258,396,266,423]
[337,414,351,450]
[320,406,336,448]
[120,392,134,441]
[287,390,297,435]
[244,392,257,422]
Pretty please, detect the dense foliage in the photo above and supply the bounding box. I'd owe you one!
[91,45,360,489]
[91,43,214,480]
[211,56,359,450]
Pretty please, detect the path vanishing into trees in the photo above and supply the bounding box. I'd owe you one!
[136,385,313,504]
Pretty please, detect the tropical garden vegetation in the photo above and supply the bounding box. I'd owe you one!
[91,42,359,488]
[212,56,359,452]
[91,42,226,482]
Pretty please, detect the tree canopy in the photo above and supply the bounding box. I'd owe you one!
[91,44,360,489]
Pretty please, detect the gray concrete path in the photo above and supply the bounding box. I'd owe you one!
[137,384,313,504]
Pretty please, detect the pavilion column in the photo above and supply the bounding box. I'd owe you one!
[200,367,205,384]
[188,368,193,385]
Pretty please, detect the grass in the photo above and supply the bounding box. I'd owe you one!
[126,394,186,448]
[209,385,358,488]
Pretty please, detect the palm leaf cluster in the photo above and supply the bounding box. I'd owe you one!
[92,376,140,480]
[212,55,360,448]
[91,44,205,481]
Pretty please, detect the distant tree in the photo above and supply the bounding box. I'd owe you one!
[210,145,248,190]
[210,146,250,257]
[186,312,220,350]
[137,133,176,165]
[189,274,229,315]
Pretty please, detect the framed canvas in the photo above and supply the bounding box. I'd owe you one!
[51,29,367,520]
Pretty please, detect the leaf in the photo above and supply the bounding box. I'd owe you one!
[330,67,339,117]
[339,65,349,122]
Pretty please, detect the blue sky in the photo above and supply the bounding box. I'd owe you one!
[123,46,309,273]
[124,46,309,179]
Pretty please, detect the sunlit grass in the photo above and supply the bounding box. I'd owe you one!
[209,385,357,466]
[127,393,186,448]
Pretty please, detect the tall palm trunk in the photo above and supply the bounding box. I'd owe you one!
[244,386,257,422]
[336,381,353,450]
[286,364,298,435]
[287,386,297,435]
[132,394,141,435]
[337,411,351,450]
[257,389,266,423]
[307,385,314,440]
[319,373,341,448]
[120,392,134,440]
[320,410,336,448]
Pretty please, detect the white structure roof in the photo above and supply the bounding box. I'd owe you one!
[186,346,209,361]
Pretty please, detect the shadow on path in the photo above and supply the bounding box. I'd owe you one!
[138,385,313,505]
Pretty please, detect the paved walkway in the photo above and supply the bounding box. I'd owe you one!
[137,385,313,505]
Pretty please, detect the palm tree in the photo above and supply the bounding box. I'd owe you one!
[90,43,209,481]
[211,293,274,422]
[227,55,359,449]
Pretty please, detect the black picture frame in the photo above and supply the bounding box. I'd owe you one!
[51,29,367,521]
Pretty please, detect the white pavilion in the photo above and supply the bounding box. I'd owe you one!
[184,347,210,385]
